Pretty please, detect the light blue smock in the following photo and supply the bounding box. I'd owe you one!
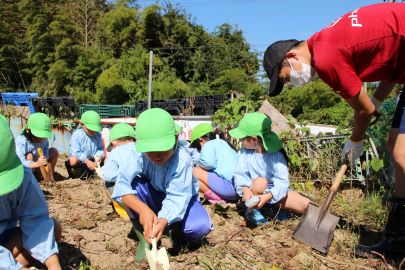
[68,128,104,161]
[178,136,200,165]
[15,135,49,167]
[112,145,198,225]
[0,167,58,269]
[233,147,289,204]
[199,139,238,181]
[101,142,141,183]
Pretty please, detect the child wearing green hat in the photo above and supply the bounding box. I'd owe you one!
[101,123,140,194]
[189,123,239,204]
[112,108,212,261]
[15,112,59,181]
[229,112,310,223]
[65,110,105,179]
[0,114,62,270]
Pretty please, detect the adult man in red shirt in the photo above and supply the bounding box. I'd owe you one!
[263,3,405,257]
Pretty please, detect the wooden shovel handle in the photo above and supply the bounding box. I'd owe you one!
[314,163,348,228]
[37,147,49,172]
[330,164,348,193]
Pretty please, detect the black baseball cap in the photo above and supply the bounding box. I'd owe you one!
[263,39,301,96]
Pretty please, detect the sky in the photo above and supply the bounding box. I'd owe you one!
[136,0,384,55]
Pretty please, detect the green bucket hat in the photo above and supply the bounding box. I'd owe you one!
[190,123,213,143]
[109,123,136,143]
[136,108,176,152]
[229,112,282,153]
[81,110,102,132]
[0,114,24,196]
[175,123,182,134]
[26,112,52,138]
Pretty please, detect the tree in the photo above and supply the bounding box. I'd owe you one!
[65,0,106,49]
[96,1,141,58]
[0,0,29,91]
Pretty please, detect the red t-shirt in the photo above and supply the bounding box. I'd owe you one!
[307,3,405,99]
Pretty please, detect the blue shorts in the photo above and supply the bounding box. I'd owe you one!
[0,227,18,246]
[207,172,238,201]
[391,86,405,133]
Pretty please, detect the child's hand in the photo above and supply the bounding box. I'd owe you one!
[44,254,62,270]
[36,156,48,167]
[84,160,96,171]
[152,218,168,242]
[139,208,158,242]
[95,155,102,163]
[257,193,273,208]
[242,187,253,203]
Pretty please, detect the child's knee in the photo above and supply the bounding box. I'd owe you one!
[68,156,78,166]
[184,218,212,241]
[251,177,268,194]
[49,148,59,160]
[26,153,34,161]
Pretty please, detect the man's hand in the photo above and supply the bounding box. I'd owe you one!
[342,140,364,165]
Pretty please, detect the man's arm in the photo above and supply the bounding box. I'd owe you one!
[374,81,396,104]
[347,82,395,141]
[346,87,375,141]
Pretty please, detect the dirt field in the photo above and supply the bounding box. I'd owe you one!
[42,160,397,270]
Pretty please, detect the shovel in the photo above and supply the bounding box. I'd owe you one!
[145,237,171,270]
[95,160,104,179]
[37,147,54,182]
[292,163,348,254]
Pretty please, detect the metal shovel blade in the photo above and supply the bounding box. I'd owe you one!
[157,247,171,270]
[292,203,340,254]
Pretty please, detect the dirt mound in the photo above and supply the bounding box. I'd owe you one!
[43,160,390,270]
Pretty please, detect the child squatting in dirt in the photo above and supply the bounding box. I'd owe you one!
[65,110,105,180]
[100,122,139,195]
[229,112,311,224]
[189,123,239,204]
[15,112,59,181]
[0,114,62,270]
[112,108,212,262]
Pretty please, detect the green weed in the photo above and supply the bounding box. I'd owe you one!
[77,261,95,270]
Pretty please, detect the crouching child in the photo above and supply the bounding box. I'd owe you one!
[229,112,310,226]
[0,114,62,270]
[65,110,104,180]
[15,113,58,181]
[112,108,212,262]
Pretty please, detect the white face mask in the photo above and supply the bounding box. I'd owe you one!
[288,58,316,86]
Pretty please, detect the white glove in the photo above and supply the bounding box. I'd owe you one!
[342,140,364,165]
[370,96,383,112]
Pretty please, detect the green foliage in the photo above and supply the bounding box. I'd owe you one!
[212,97,261,130]
[270,79,352,127]
[356,192,387,230]
[95,64,129,104]
[2,1,261,103]
[96,1,141,58]
[370,158,385,172]
[77,261,95,270]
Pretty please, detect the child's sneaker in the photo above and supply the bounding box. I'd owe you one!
[204,190,226,204]
[245,208,268,227]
